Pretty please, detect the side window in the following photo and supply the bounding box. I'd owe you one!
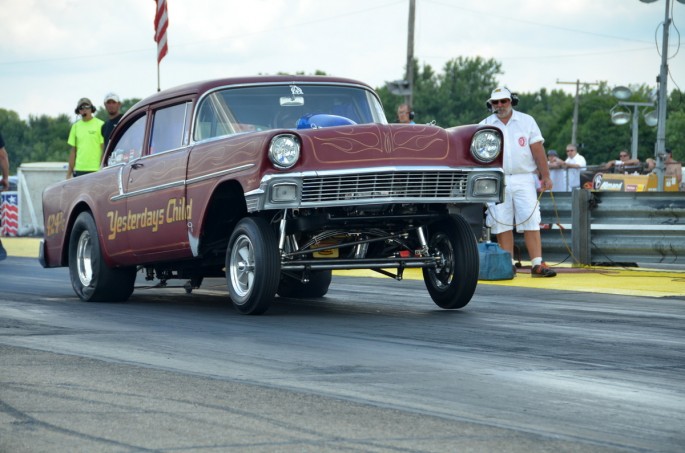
[195,92,235,141]
[107,115,147,166]
[150,102,189,154]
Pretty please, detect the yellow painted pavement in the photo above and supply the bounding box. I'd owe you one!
[4,237,684,298]
[335,267,685,298]
[2,237,42,258]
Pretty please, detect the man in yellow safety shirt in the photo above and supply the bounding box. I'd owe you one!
[67,97,104,178]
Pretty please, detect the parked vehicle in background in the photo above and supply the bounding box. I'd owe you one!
[40,76,504,315]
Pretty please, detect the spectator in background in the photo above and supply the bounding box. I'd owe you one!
[101,92,123,149]
[546,149,567,192]
[664,149,682,188]
[564,144,587,190]
[397,103,415,124]
[67,97,104,178]
[602,150,641,173]
[0,131,10,261]
[643,158,656,174]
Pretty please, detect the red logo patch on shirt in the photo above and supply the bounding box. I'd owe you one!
[518,136,527,147]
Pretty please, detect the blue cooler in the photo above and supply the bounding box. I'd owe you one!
[478,242,515,280]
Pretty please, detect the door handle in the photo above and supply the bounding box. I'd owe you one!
[131,162,144,169]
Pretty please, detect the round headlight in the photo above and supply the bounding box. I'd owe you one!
[470,130,501,163]
[269,134,300,169]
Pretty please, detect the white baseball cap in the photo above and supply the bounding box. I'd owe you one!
[489,87,512,101]
[104,92,120,103]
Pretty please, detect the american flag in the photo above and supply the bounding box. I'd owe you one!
[1,191,18,237]
[154,0,169,63]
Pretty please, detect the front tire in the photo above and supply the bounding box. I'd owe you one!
[226,217,280,315]
[68,211,136,302]
[422,215,479,309]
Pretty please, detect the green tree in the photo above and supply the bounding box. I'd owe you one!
[24,114,72,163]
[666,89,685,162]
[377,56,501,127]
[498,83,661,166]
[3,67,685,179]
[0,109,29,174]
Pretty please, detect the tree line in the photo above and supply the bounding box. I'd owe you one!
[1,56,683,174]
[377,57,685,166]
[0,99,140,174]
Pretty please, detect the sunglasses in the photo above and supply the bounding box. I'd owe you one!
[79,105,92,110]
[490,99,510,105]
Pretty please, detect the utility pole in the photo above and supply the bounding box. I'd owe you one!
[654,0,672,191]
[405,0,415,107]
[556,79,598,146]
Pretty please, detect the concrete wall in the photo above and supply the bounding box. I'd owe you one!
[17,162,68,236]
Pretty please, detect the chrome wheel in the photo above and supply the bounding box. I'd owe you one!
[68,211,136,302]
[76,229,94,287]
[225,217,280,315]
[229,234,255,300]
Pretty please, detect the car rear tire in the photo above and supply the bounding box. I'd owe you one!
[277,270,332,298]
[68,211,136,302]
[422,215,479,309]
[226,217,280,315]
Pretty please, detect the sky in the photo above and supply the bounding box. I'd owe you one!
[1,0,684,121]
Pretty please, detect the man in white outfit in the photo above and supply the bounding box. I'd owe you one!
[547,149,568,192]
[480,87,556,277]
[564,144,587,190]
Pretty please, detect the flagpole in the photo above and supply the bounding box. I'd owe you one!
[154,0,168,93]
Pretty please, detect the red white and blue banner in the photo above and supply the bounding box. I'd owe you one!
[1,191,18,237]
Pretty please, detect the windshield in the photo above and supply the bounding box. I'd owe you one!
[194,83,387,141]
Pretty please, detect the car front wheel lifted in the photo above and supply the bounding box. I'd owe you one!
[226,217,280,315]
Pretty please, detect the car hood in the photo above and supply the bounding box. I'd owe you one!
[295,123,479,169]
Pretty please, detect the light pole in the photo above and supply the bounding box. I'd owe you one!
[609,87,656,161]
[638,0,685,189]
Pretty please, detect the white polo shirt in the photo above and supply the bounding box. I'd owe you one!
[565,153,587,189]
[479,110,544,175]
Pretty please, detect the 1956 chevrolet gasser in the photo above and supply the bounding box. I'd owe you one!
[41,76,504,315]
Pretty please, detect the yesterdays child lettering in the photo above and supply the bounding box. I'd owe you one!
[106,197,192,240]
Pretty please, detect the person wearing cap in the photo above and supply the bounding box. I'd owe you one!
[564,144,587,190]
[546,149,567,192]
[101,92,123,149]
[480,87,556,277]
[67,97,104,178]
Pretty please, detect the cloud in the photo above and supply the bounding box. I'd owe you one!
[0,0,682,120]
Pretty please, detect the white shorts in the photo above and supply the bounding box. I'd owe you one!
[486,173,541,234]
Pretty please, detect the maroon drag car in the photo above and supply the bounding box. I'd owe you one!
[40,76,504,314]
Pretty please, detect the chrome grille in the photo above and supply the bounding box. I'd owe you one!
[301,171,468,203]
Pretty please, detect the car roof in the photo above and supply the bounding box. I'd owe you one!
[127,75,375,114]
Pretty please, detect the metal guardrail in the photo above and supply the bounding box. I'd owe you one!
[513,190,685,267]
